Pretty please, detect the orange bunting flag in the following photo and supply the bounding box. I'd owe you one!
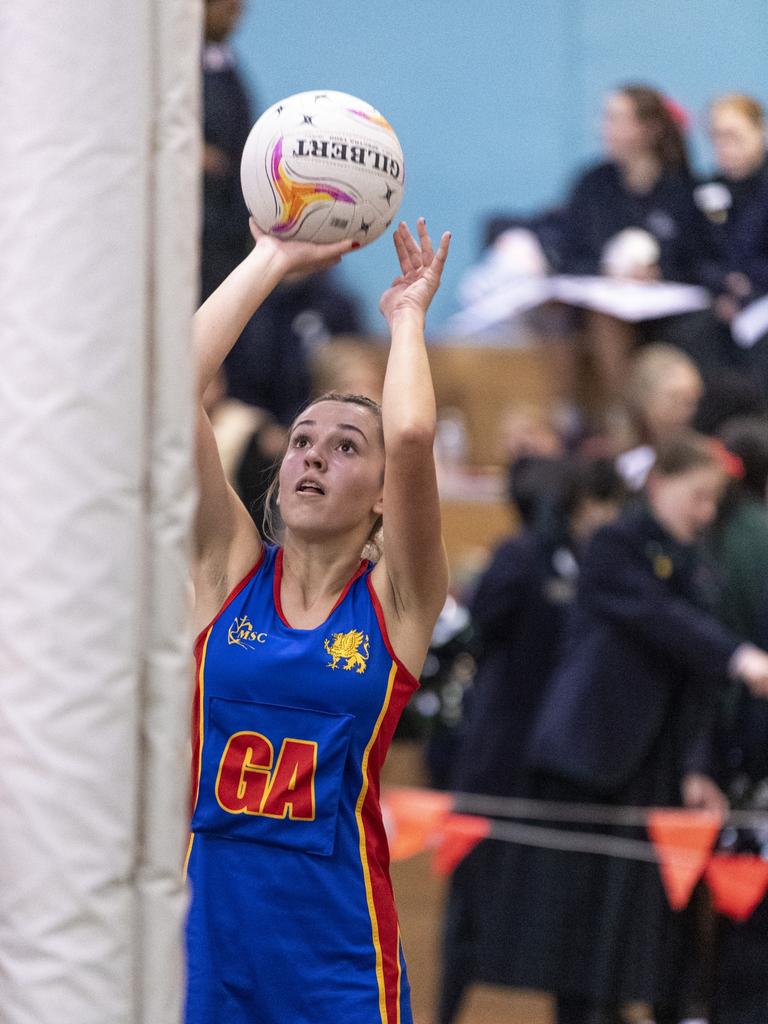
[647,809,722,910]
[432,814,492,876]
[381,787,453,861]
[705,854,768,922]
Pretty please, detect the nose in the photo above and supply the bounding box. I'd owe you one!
[304,444,326,470]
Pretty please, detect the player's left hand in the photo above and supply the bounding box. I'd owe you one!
[379,219,451,326]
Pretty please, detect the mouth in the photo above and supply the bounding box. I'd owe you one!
[296,478,325,496]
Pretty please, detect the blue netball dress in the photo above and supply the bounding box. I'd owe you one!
[185,544,417,1024]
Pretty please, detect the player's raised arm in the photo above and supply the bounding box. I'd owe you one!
[375,219,451,627]
[193,225,353,619]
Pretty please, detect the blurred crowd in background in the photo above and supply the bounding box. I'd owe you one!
[200,2,768,1023]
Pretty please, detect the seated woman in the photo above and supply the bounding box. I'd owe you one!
[558,84,712,406]
[686,93,768,396]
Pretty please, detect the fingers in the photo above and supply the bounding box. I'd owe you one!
[324,237,357,260]
[393,219,452,276]
[433,230,452,267]
[397,222,423,275]
[392,225,411,274]
[416,217,434,265]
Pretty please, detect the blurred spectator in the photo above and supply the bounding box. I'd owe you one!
[201,0,253,302]
[495,403,570,524]
[223,269,362,425]
[309,337,385,404]
[559,84,713,404]
[670,94,768,402]
[699,95,768,322]
[614,344,703,489]
[437,457,626,1024]
[526,432,768,1024]
[708,415,768,1024]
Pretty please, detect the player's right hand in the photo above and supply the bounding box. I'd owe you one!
[248,218,355,277]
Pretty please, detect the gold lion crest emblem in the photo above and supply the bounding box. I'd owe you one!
[324,629,370,674]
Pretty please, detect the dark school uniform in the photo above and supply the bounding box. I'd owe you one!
[709,496,768,1024]
[691,157,768,397]
[559,161,712,284]
[519,507,741,1009]
[201,42,253,301]
[697,157,768,301]
[437,530,578,1024]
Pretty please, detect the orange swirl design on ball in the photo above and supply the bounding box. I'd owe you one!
[347,108,395,134]
[270,138,355,234]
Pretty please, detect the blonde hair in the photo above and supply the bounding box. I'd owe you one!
[710,93,765,129]
[261,392,385,562]
[624,344,702,439]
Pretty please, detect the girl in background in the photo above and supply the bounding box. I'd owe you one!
[559,84,711,406]
[528,433,768,1024]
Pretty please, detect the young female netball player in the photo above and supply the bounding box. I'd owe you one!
[185,217,451,1023]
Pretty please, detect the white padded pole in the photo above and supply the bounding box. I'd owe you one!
[136,0,200,1021]
[0,1,200,1021]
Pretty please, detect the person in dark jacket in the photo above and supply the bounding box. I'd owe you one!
[671,94,768,403]
[201,0,253,302]
[437,457,627,1024]
[223,270,362,425]
[708,416,768,1024]
[558,84,713,407]
[526,432,768,1024]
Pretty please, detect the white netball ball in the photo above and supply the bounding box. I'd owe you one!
[241,90,405,247]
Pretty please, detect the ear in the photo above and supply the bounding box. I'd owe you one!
[372,492,384,517]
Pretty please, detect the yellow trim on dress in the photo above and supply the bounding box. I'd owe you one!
[355,660,398,1024]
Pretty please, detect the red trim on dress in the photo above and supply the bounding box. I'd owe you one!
[365,574,420,692]
[190,548,266,816]
[362,662,416,1021]
[272,546,369,629]
[192,547,267,655]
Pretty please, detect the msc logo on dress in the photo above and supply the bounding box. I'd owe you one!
[227,615,268,649]
[324,629,370,673]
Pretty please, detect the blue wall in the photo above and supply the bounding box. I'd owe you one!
[233,1,768,331]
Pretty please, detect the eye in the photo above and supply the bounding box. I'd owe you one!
[337,437,358,454]
[291,433,311,448]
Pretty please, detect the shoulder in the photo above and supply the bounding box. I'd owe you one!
[569,161,616,194]
[582,512,652,568]
[487,531,537,566]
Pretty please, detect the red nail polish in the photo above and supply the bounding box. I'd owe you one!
[351,242,361,249]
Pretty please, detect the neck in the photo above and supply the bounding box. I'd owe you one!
[280,535,365,612]
[618,152,662,193]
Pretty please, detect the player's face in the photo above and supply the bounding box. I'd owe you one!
[710,105,765,181]
[647,465,726,544]
[601,92,650,162]
[278,401,384,541]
